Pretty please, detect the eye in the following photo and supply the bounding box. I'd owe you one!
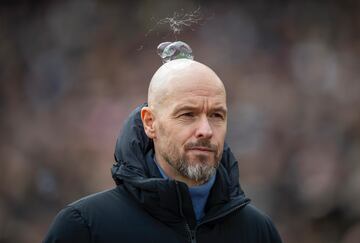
[176,112,196,120]
[210,113,225,120]
[180,112,194,117]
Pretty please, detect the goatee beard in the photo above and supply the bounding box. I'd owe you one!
[163,144,220,185]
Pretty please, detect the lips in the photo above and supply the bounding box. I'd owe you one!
[188,147,214,152]
[184,141,217,153]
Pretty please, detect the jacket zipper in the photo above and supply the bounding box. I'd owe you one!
[175,181,197,243]
[185,222,196,243]
[176,181,249,243]
[185,201,249,243]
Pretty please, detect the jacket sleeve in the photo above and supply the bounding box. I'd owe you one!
[43,206,90,243]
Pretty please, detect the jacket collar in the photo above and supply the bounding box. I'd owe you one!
[111,103,249,225]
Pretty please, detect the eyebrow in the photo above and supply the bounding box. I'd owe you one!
[173,105,227,114]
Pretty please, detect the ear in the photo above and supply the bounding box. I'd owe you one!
[141,107,156,139]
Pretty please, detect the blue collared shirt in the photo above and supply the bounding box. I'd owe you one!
[154,158,216,222]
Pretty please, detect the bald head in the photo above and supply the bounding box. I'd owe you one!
[148,59,226,111]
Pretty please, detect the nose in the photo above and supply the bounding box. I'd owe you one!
[195,115,213,139]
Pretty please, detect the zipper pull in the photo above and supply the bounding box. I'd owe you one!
[189,230,196,243]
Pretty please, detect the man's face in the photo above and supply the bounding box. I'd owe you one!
[153,77,227,184]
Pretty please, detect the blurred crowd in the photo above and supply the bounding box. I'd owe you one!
[1,0,360,242]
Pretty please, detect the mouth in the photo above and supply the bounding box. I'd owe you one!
[187,147,215,152]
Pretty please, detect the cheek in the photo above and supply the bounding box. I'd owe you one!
[214,127,227,152]
[155,121,167,139]
[157,123,181,147]
[214,125,226,140]
[168,124,194,144]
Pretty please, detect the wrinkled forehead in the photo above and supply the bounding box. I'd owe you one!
[168,77,226,97]
[148,59,226,109]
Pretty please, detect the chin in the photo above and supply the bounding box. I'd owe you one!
[188,157,216,167]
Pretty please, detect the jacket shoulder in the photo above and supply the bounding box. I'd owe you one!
[69,187,122,209]
[43,188,127,243]
[43,205,90,243]
[225,204,282,243]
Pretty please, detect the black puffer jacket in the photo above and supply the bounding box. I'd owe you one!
[43,104,282,243]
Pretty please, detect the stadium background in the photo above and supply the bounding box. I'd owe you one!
[1,0,360,242]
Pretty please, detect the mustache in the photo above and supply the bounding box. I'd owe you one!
[184,140,217,151]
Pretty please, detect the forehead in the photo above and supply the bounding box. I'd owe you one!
[164,84,227,111]
[172,81,224,95]
[164,66,225,102]
[150,60,227,111]
[167,65,225,94]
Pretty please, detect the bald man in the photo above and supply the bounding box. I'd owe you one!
[44,59,282,243]
[142,59,227,187]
